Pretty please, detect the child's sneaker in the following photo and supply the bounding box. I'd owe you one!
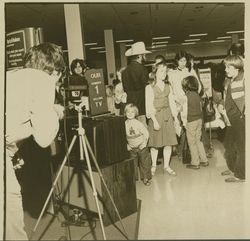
[143,178,151,186]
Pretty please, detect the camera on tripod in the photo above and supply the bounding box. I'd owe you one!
[64,74,90,115]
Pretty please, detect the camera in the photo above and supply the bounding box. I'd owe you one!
[63,75,90,115]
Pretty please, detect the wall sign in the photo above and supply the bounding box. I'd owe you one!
[6,30,26,70]
[85,69,108,116]
[198,68,213,98]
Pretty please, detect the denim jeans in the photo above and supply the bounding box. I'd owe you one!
[129,147,152,180]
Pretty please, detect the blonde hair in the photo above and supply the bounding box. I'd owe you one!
[223,54,244,71]
[124,103,139,117]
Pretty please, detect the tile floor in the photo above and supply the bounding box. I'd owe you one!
[136,139,250,239]
[22,138,250,240]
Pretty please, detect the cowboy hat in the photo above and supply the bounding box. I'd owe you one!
[125,41,151,57]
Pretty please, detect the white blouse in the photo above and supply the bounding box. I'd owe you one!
[168,67,200,106]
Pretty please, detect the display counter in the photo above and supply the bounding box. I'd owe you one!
[57,157,137,226]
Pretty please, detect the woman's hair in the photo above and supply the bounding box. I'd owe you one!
[182,75,199,92]
[150,62,169,85]
[70,58,88,75]
[124,103,139,117]
[155,55,166,64]
[223,54,244,71]
[174,50,188,62]
[24,42,65,75]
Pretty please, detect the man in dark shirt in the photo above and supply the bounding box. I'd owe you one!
[122,42,151,126]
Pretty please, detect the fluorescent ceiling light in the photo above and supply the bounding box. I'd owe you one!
[226,30,244,34]
[152,41,168,44]
[116,39,133,43]
[125,44,132,47]
[90,46,105,50]
[189,33,207,37]
[152,36,171,40]
[151,44,167,48]
[210,40,225,43]
[84,42,98,46]
[239,38,244,41]
[217,36,232,39]
[98,50,106,53]
[184,38,200,42]
[181,42,196,45]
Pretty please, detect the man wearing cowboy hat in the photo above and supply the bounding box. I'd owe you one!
[122,41,151,125]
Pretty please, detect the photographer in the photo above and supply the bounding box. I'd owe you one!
[5,42,65,240]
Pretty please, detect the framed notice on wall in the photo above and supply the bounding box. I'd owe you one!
[85,69,109,116]
[198,68,212,98]
[6,30,26,70]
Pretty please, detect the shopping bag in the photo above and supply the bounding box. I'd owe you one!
[203,97,216,123]
[182,130,191,164]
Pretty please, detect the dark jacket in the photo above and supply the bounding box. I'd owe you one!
[122,61,149,115]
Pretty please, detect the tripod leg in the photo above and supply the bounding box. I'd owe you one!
[30,135,78,238]
[83,135,129,239]
[79,134,107,240]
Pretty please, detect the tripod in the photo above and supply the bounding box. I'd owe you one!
[30,102,128,240]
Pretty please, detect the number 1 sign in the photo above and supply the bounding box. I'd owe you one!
[85,69,109,116]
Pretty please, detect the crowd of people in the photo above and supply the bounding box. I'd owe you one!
[5,40,245,239]
[101,41,245,187]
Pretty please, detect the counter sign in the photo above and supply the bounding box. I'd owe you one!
[85,69,108,116]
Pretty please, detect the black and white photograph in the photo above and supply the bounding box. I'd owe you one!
[1,0,249,240]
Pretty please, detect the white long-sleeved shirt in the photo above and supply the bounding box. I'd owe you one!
[6,68,59,149]
[125,118,149,150]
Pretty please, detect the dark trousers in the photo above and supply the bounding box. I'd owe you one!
[223,126,237,173]
[224,118,245,179]
[115,102,126,116]
[129,147,152,180]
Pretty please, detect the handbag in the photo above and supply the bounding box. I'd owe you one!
[203,96,216,123]
[182,130,191,164]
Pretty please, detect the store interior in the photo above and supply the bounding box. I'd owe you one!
[4,2,250,240]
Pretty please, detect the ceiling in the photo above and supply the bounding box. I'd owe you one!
[5,2,245,60]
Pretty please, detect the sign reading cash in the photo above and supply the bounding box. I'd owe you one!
[6,30,26,70]
[85,69,108,116]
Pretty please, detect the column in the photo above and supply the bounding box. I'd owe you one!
[64,4,86,66]
[104,29,116,85]
[119,43,127,67]
[231,33,239,44]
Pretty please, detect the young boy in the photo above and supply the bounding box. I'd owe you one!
[181,75,209,169]
[124,103,152,185]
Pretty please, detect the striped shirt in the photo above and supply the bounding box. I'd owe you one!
[224,71,245,117]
